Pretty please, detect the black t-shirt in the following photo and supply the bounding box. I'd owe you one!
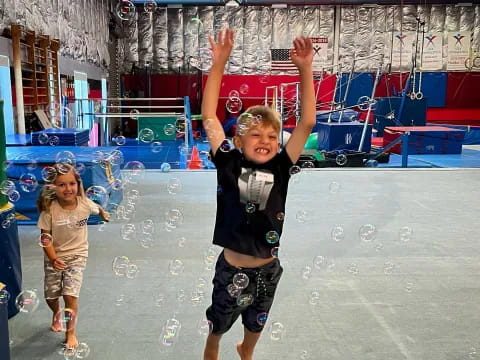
[210,147,294,258]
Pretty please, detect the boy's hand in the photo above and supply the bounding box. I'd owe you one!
[290,36,313,70]
[208,28,234,65]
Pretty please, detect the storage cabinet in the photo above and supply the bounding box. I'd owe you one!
[11,24,60,131]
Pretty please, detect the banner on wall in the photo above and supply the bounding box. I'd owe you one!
[420,32,443,71]
[390,32,416,70]
[311,37,329,73]
[447,31,471,70]
[271,37,329,73]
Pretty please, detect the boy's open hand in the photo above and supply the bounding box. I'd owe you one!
[208,28,234,65]
[290,36,313,70]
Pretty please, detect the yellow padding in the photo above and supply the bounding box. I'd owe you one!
[0,202,13,214]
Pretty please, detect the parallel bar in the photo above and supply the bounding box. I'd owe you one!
[106,105,184,109]
[92,113,181,118]
[75,97,183,101]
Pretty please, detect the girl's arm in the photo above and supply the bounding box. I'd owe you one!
[201,28,234,155]
[41,230,65,270]
[98,206,110,222]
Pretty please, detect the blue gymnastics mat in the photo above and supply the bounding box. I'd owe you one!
[5,146,123,224]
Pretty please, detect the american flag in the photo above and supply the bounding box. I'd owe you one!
[270,49,297,72]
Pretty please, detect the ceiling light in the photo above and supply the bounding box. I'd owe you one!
[225,0,241,7]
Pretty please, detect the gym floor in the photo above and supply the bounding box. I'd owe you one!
[8,168,480,360]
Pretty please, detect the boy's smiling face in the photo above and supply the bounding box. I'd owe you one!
[234,124,280,164]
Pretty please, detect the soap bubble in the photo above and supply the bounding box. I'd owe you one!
[15,289,40,313]
[289,165,301,176]
[239,84,249,95]
[48,135,60,146]
[226,97,242,114]
[19,173,38,193]
[139,128,155,143]
[39,233,53,248]
[295,210,309,223]
[143,0,157,13]
[265,230,279,244]
[160,162,171,173]
[167,177,182,195]
[113,135,126,146]
[112,256,130,277]
[150,141,163,153]
[164,124,176,136]
[0,180,15,195]
[227,284,241,298]
[331,226,345,242]
[232,273,249,289]
[86,186,108,207]
[41,166,57,182]
[55,150,76,166]
[0,288,10,305]
[329,181,341,193]
[359,224,377,242]
[269,322,285,341]
[237,293,254,306]
[197,318,213,336]
[169,259,184,275]
[398,226,413,242]
[256,312,268,326]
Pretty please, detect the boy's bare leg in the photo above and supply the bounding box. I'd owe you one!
[236,327,262,360]
[204,333,223,360]
[46,298,63,332]
[63,295,79,349]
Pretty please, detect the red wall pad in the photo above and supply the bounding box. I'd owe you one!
[446,72,480,108]
[383,126,465,155]
[375,73,410,98]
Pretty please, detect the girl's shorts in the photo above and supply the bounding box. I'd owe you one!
[44,255,87,299]
[206,250,283,334]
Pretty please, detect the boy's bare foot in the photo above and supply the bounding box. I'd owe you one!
[50,313,64,332]
[65,334,78,350]
[236,343,252,360]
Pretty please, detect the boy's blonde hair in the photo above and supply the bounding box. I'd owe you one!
[36,163,85,213]
[235,105,281,136]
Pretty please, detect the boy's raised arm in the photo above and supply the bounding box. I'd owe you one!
[285,36,316,164]
[201,29,234,155]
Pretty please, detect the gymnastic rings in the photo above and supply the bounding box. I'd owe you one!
[357,96,371,111]
[409,92,423,101]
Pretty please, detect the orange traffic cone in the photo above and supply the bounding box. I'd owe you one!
[187,145,203,170]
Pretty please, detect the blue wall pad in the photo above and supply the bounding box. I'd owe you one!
[31,128,90,146]
[5,146,123,224]
[6,134,31,147]
[374,97,427,136]
[119,138,189,169]
[0,203,21,319]
[317,121,372,152]
[335,73,374,108]
[411,72,447,108]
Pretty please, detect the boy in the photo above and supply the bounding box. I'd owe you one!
[202,28,315,360]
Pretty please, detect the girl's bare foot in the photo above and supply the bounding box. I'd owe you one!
[65,334,78,350]
[50,313,64,332]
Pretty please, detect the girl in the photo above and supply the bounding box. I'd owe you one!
[36,163,109,349]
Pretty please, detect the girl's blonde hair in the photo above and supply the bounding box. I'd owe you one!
[236,105,281,136]
[36,163,85,213]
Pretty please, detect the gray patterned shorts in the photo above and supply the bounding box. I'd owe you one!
[44,255,87,299]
